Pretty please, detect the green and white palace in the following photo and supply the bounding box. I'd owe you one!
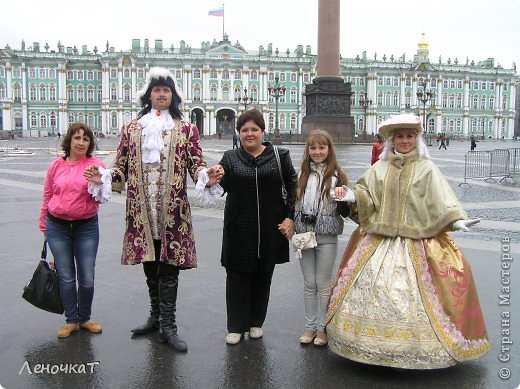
[0,34,517,139]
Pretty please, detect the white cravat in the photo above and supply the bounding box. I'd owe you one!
[138,109,174,164]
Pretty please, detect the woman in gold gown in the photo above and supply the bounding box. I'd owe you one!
[327,114,489,369]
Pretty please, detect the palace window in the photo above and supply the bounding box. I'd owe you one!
[291,73,297,82]
[235,69,241,79]
[40,113,47,128]
[250,85,258,101]
[210,69,217,79]
[87,71,94,81]
[290,114,296,130]
[49,68,56,79]
[30,113,37,128]
[250,70,258,80]
[111,84,117,101]
[39,84,47,101]
[222,85,230,101]
[77,70,84,81]
[290,88,297,104]
[210,84,217,101]
[14,84,22,101]
[49,85,56,101]
[193,69,201,78]
[222,69,229,79]
[111,113,118,128]
[138,69,145,79]
[193,85,201,101]
[489,96,495,109]
[67,71,74,80]
[78,86,84,103]
[110,69,117,78]
[123,68,130,78]
[123,85,131,102]
[30,85,37,101]
[67,87,74,102]
[13,67,21,78]
[480,95,486,110]
[88,86,94,102]
[39,69,46,78]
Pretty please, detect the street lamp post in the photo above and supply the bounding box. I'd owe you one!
[416,83,435,143]
[267,75,286,143]
[359,95,372,136]
[238,87,251,111]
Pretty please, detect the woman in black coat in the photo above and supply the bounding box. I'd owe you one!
[217,108,297,345]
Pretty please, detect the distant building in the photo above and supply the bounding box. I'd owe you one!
[0,34,517,139]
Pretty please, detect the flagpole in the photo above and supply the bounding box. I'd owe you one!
[222,3,225,38]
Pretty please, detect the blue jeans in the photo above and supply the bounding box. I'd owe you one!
[46,215,99,323]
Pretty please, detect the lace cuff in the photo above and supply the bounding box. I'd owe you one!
[195,168,224,204]
[87,166,112,203]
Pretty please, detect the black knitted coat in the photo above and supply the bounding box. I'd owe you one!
[219,142,297,272]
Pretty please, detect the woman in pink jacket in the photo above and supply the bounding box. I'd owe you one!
[40,123,110,338]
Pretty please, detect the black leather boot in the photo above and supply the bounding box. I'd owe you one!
[131,278,160,335]
[157,274,188,352]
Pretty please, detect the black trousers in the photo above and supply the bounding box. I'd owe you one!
[225,265,275,333]
[143,239,180,279]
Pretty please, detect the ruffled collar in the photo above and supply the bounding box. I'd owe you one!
[138,109,174,163]
[388,148,418,167]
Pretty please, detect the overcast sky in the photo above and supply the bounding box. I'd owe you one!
[1,0,519,70]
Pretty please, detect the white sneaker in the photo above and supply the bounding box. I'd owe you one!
[225,332,242,345]
[249,327,263,339]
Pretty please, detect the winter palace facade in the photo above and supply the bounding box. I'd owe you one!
[0,34,517,139]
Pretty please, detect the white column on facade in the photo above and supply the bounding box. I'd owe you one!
[399,73,406,112]
[58,64,67,134]
[217,69,222,101]
[5,61,12,98]
[435,75,443,134]
[2,61,13,131]
[203,65,210,103]
[101,62,109,134]
[367,72,377,131]
[495,79,503,139]
[131,63,137,102]
[183,65,191,100]
[507,81,516,138]
[262,66,270,103]
[118,60,123,104]
[21,62,28,131]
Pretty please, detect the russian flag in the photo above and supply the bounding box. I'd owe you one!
[208,6,224,17]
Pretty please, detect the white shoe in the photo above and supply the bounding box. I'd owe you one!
[249,327,263,339]
[226,332,242,345]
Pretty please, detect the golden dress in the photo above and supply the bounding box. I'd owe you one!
[326,149,490,369]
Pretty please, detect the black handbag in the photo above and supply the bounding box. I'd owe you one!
[273,146,289,206]
[22,241,64,314]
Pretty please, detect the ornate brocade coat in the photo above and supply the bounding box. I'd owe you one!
[111,118,206,268]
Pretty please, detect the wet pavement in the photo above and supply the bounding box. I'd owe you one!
[0,137,519,388]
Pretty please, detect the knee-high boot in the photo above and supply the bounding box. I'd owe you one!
[131,278,160,334]
[157,273,188,352]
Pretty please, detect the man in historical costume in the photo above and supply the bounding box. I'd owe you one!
[328,114,489,369]
[106,68,221,352]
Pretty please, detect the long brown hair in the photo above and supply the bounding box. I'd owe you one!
[297,130,347,202]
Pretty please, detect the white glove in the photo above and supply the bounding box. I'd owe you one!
[335,185,356,203]
[452,218,480,232]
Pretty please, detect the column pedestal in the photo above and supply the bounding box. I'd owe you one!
[302,76,355,143]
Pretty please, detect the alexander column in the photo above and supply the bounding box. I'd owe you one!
[301,0,354,142]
